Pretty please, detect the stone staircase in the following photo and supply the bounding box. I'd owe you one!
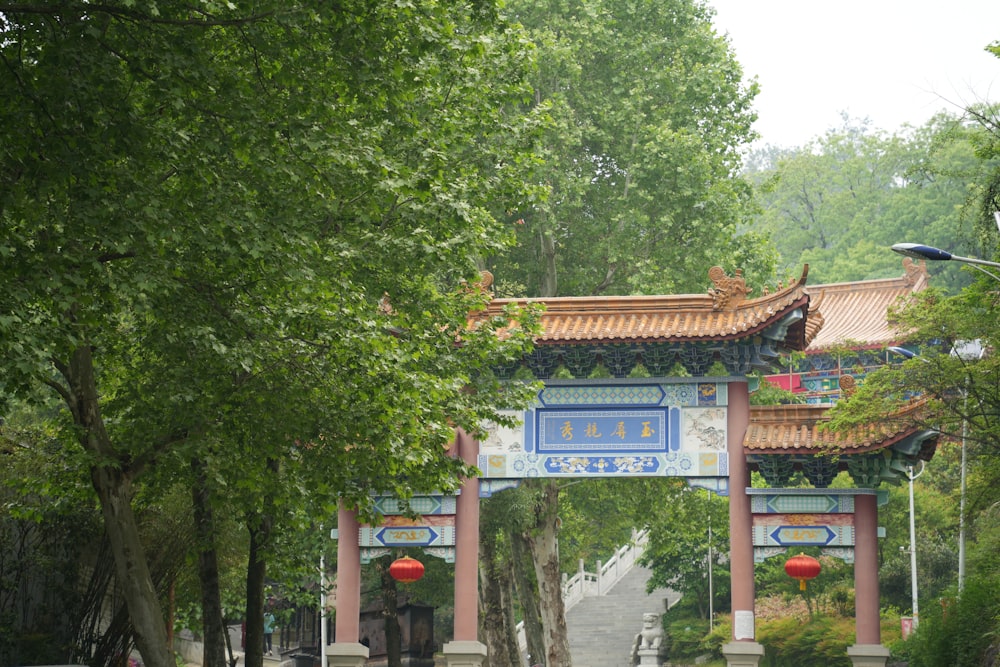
[566,565,678,667]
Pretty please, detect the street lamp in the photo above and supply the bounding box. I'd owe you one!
[892,241,1000,593]
[888,343,983,595]
[891,242,1000,283]
[902,462,926,630]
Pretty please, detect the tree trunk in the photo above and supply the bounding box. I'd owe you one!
[192,457,228,667]
[245,516,270,667]
[379,558,402,667]
[66,345,173,667]
[91,465,174,667]
[479,532,521,667]
[524,480,571,667]
[509,528,545,667]
[478,535,505,663]
[540,227,558,298]
[245,458,279,667]
[499,549,525,667]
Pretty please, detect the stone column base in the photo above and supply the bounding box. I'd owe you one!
[722,641,766,667]
[847,643,891,667]
[441,640,488,667]
[636,647,663,666]
[326,642,369,667]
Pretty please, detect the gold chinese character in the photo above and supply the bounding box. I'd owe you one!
[613,421,627,439]
[561,421,574,440]
[585,422,602,438]
[641,421,655,437]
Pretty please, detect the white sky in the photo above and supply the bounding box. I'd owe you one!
[708,0,1000,148]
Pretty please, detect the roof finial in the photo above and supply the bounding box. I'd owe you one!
[708,266,752,310]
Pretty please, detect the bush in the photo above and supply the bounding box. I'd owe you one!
[757,615,854,667]
[907,578,1000,667]
[665,616,712,660]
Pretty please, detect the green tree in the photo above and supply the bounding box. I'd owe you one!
[748,113,991,287]
[485,2,775,662]
[640,481,729,621]
[495,0,768,298]
[826,288,1000,661]
[0,3,542,666]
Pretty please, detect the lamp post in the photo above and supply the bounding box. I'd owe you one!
[951,341,985,593]
[888,343,983,595]
[892,242,999,593]
[902,462,925,629]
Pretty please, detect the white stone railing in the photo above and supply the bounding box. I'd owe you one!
[560,528,649,612]
[517,528,649,652]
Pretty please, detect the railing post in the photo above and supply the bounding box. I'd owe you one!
[596,560,603,595]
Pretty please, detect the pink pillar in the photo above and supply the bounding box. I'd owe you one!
[854,492,881,645]
[727,381,756,641]
[453,429,481,642]
[335,505,362,643]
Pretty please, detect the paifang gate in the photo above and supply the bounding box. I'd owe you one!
[328,266,937,667]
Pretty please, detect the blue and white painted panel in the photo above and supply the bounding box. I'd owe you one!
[372,495,457,516]
[479,381,729,479]
[358,524,456,548]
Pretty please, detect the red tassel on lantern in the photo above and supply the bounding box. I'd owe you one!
[389,556,425,584]
[784,553,821,591]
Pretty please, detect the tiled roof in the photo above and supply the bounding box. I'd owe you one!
[744,399,935,456]
[805,258,928,352]
[475,266,814,349]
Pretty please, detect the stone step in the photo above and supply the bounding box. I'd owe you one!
[566,566,677,667]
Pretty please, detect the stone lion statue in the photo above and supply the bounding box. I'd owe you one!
[630,612,665,665]
[635,612,663,649]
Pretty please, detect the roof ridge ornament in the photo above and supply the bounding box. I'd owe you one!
[708,266,752,310]
[901,257,928,287]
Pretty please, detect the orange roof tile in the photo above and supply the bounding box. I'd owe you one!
[475,266,814,350]
[805,258,928,352]
[744,399,935,456]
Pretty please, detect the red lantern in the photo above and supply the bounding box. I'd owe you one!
[784,553,821,591]
[389,556,425,584]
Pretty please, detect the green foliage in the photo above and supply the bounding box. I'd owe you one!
[664,615,712,661]
[754,551,853,613]
[906,578,1000,667]
[747,112,997,287]
[0,0,546,496]
[756,615,855,667]
[0,434,104,665]
[904,504,1000,665]
[0,2,549,663]
[493,0,772,297]
[749,374,805,406]
[639,481,729,619]
[557,479,645,572]
[690,608,907,667]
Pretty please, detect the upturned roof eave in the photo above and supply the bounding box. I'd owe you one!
[744,399,936,456]
[477,266,813,349]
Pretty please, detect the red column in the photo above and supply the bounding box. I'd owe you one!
[854,492,881,645]
[335,505,361,643]
[453,429,481,641]
[727,381,756,641]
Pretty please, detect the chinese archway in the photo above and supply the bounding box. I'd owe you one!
[329,262,937,667]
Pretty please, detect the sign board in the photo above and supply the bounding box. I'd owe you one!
[359,515,457,548]
[479,381,729,479]
[752,513,854,547]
